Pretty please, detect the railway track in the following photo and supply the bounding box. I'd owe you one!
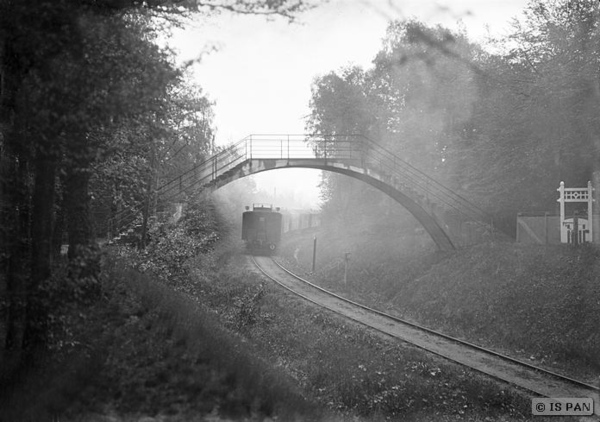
[250,255,600,416]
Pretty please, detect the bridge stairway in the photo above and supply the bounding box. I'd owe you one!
[108,141,248,238]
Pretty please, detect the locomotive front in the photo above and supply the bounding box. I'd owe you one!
[241,204,283,254]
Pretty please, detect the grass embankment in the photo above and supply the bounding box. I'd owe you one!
[279,226,600,381]
[1,257,320,422]
[201,254,532,421]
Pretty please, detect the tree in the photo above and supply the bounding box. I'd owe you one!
[454,0,600,226]
[307,66,382,229]
[369,20,484,178]
[307,21,486,234]
[0,0,310,373]
[507,0,600,186]
[309,7,600,237]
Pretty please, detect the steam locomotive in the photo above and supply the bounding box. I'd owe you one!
[242,204,283,254]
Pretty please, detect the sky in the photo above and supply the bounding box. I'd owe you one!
[171,0,530,208]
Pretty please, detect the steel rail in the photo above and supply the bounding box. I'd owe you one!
[250,255,599,401]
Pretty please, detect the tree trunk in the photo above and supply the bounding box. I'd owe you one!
[30,156,56,285]
[64,166,101,301]
[65,168,93,259]
[0,22,32,369]
[18,156,57,355]
[52,199,66,260]
[2,153,31,367]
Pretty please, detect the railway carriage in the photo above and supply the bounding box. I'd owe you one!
[282,209,321,233]
[242,204,283,254]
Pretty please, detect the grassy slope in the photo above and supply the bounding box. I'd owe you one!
[1,258,321,422]
[398,243,600,377]
[198,253,532,421]
[279,226,600,381]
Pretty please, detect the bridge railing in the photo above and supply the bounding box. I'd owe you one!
[243,134,362,160]
[285,134,496,244]
[108,133,497,244]
[109,134,360,237]
[108,137,250,236]
[360,137,490,223]
[244,134,315,159]
[240,134,491,227]
[242,134,494,235]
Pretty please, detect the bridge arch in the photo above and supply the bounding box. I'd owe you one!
[112,135,494,249]
[205,158,455,251]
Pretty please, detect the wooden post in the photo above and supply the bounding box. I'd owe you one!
[593,172,600,244]
[312,235,317,273]
[343,252,350,285]
[587,180,593,242]
[557,181,565,243]
[544,212,548,244]
[573,213,579,247]
[557,181,594,244]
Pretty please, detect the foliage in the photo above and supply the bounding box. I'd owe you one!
[1,0,191,370]
[92,261,317,421]
[0,0,311,384]
[308,2,600,237]
[0,0,314,417]
[35,251,103,355]
[308,21,485,235]
[118,199,220,292]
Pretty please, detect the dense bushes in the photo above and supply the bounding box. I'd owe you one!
[119,201,220,289]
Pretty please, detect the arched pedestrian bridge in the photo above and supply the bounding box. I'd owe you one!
[114,134,498,250]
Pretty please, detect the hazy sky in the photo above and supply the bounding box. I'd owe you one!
[172,0,530,208]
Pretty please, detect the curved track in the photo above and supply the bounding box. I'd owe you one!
[250,255,599,415]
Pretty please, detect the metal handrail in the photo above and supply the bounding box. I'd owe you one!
[108,133,494,239]
[240,134,491,227]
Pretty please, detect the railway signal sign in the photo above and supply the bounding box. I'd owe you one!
[557,181,593,244]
